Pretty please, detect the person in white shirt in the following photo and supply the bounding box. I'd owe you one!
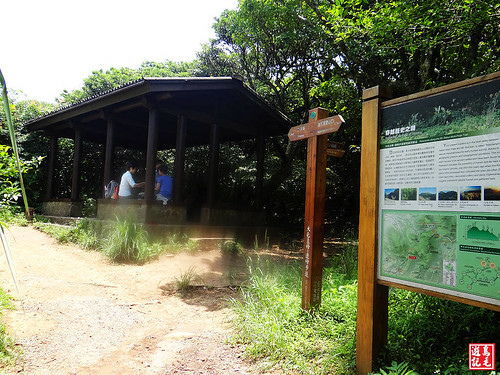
[118,161,145,199]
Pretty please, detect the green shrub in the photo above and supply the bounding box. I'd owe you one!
[369,361,418,375]
[33,222,77,243]
[0,207,28,227]
[162,232,199,254]
[378,289,500,374]
[219,240,243,256]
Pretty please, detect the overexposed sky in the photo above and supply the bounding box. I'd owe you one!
[2,0,238,103]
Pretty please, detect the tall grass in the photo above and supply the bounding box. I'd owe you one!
[231,242,498,374]
[102,217,157,264]
[230,258,358,374]
[32,216,199,264]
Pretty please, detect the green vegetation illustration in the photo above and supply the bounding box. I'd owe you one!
[381,212,457,286]
[380,79,500,148]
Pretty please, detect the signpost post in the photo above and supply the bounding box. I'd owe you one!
[288,107,345,310]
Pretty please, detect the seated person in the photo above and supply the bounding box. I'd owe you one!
[155,159,163,183]
[118,161,145,199]
[155,165,172,205]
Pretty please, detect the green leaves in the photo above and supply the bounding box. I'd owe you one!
[0,69,29,214]
[58,61,200,105]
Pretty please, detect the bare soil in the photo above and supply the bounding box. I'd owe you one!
[0,225,277,375]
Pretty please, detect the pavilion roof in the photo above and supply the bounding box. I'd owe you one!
[26,77,293,149]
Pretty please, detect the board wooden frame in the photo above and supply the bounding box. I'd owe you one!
[356,72,500,375]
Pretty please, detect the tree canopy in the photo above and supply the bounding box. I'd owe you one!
[2,0,499,231]
[58,61,200,105]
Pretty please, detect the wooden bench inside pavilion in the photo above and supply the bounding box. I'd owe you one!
[26,77,293,236]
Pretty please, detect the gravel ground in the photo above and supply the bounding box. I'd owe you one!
[0,225,268,375]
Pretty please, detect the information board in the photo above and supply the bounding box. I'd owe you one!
[378,78,500,306]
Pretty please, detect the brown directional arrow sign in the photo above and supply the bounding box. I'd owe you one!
[326,141,345,158]
[288,114,345,141]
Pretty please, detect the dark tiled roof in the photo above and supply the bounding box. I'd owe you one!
[27,77,292,150]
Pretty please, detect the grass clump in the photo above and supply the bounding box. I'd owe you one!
[175,266,203,295]
[230,258,358,374]
[369,361,418,375]
[102,217,162,264]
[219,240,243,256]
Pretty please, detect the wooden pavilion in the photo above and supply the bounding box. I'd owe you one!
[27,77,293,227]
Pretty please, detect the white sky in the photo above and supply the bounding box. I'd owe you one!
[2,0,238,103]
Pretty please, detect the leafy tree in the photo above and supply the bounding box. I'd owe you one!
[1,97,53,208]
[9,0,499,230]
[199,0,364,229]
[303,0,500,91]
[204,0,336,119]
[197,0,500,231]
[59,61,200,105]
[0,145,41,208]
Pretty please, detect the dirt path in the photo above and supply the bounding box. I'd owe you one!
[0,225,263,375]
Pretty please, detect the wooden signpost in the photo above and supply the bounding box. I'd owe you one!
[288,107,345,310]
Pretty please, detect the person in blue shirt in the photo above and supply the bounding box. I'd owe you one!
[155,165,173,205]
[155,159,163,183]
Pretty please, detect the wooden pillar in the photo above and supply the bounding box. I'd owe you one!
[103,119,115,197]
[302,108,329,310]
[356,86,390,374]
[173,115,187,204]
[45,135,58,201]
[71,127,83,201]
[207,123,220,207]
[145,108,159,202]
[255,136,265,209]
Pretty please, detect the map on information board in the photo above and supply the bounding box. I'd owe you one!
[378,77,500,306]
[382,212,457,286]
[381,211,500,301]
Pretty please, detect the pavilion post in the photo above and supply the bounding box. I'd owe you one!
[45,135,58,201]
[103,119,115,197]
[207,123,220,208]
[173,115,187,204]
[145,108,159,202]
[71,127,83,202]
[255,136,265,208]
